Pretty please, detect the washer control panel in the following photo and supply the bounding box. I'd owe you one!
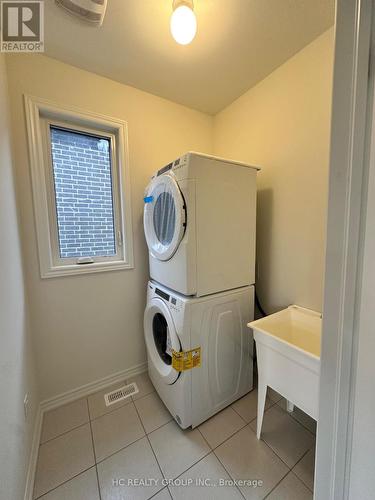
[152,285,183,312]
[169,296,183,313]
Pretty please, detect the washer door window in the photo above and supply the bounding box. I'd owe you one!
[144,298,181,384]
[144,174,186,261]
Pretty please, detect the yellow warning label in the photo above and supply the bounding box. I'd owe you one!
[172,347,201,372]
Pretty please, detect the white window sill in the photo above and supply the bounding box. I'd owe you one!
[41,260,134,279]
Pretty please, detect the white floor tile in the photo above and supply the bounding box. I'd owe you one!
[135,392,172,434]
[97,437,164,500]
[91,403,145,462]
[148,420,210,479]
[40,399,89,444]
[249,405,315,468]
[199,407,246,449]
[169,452,243,500]
[33,376,316,500]
[267,471,313,500]
[215,425,288,500]
[128,372,155,401]
[231,390,273,423]
[293,448,315,491]
[87,380,130,420]
[267,388,283,403]
[33,424,95,499]
[152,488,172,499]
[37,467,99,500]
[277,398,317,434]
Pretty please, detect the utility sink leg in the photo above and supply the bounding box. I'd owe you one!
[286,400,294,413]
[257,380,267,439]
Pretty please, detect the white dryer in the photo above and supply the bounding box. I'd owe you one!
[143,152,259,297]
[144,281,254,428]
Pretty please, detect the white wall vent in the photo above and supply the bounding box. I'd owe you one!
[55,0,108,27]
[104,383,139,407]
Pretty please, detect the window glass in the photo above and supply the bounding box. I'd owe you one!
[50,127,116,258]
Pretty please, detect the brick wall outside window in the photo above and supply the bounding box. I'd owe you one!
[50,127,116,258]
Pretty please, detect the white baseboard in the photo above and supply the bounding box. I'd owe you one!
[24,405,43,500]
[24,361,148,499]
[40,361,148,412]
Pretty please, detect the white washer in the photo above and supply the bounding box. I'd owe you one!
[144,281,254,428]
[144,152,259,297]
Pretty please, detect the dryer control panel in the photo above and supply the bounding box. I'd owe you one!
[156,154,188,177]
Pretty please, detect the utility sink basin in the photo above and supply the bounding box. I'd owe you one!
[248,305,322,439]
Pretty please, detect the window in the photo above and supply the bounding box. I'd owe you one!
[25,96,134,277]
[50,127,116,260]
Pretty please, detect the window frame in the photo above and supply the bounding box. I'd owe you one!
[24,95,134,278]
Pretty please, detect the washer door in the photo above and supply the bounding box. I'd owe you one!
[144,174,186,261]
[144,298,181,384]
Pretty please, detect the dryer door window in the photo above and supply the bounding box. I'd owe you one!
[153,192,176,246]
[144,174,186,261]
[144,298,181,384]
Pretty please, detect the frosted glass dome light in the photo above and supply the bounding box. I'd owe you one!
[170,1,197,45]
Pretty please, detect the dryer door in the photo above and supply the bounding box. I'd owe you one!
[144,298,181,385]
[144,174,186,261]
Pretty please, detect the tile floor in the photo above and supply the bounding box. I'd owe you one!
[33,372,316,499]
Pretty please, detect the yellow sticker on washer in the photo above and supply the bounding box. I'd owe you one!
[172,347,201,372]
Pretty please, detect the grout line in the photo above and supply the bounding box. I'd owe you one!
[196,418,296,498]
[89,399,133,423]
[93,407,174,467]
[262,469,291,499]
[142,417,174,435]
[197,410,312,488]
[86,399,102,500]
[290,469,314,493]
[291,446,311,469]
[199,417,249,451]
[229,389,280,424]
[144,414,176,436]
[230,404,248,421]
[148,487,172,499]
[38,383,312,499]
[275,399,317,437]
[39,420,90,447]
[226,403,249,425]
[196,428,247,500]
[246,422,296,471]
[34,466,97,500]
[131,390,155,403]
[163,439,211,481]
[132,400,167,498]
[290,448,315,493]
[95,432,147,466]
[245,400,316,469]
[88,389,156,423]
[211,430,252,497]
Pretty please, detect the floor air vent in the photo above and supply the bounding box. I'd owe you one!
[104,383,139,407]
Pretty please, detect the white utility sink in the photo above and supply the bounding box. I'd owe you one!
[248,305,322,439]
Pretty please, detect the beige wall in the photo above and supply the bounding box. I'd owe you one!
[6,54,213,401]
[0,53,39,499]
[213,29,334,313]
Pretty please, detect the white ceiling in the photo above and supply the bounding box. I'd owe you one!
[44,0,334,115]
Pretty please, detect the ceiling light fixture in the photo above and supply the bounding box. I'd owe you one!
[170,0,197,46]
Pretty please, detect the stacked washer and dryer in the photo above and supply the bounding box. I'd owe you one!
[143,152,260,428]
